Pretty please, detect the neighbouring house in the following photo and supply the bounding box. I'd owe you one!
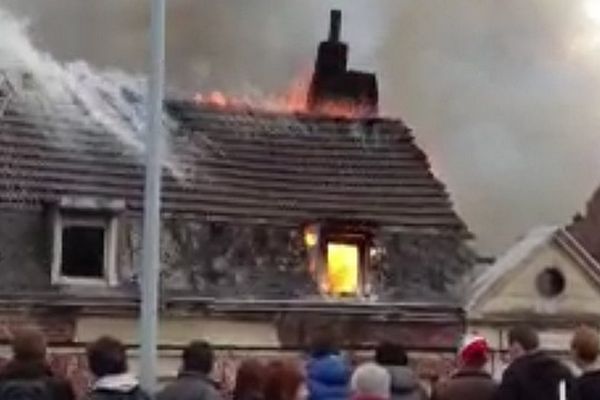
[569,185,600,263]
[0,10,475,394]
[466,226,600,377]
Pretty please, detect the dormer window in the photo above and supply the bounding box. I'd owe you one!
[304,223,372,297]
[51,197,123,286]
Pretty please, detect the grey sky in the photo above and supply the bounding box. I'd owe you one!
[2,0,600,254]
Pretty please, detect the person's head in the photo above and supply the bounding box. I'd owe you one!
[310,326,337,357]
[11,328,47,363]
[571,326,600,369]
[375,342,408,367]
[458,334,490,370]
[182,340,214,374]
[264,360,306,400]
[350,362,391,400]
[86,336,128,378]
[507,326,540,362]
[233,359,266,400]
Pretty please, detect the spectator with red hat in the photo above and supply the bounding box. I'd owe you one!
[431,334,497,400]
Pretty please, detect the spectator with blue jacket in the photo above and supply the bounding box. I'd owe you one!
[306,328,351,400]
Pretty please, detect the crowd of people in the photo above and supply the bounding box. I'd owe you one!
[0,324,599,400]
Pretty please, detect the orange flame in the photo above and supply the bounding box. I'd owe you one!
[194,72,368,118]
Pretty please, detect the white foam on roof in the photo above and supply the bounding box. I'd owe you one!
[466,225,558,311]
[0,7,187,180]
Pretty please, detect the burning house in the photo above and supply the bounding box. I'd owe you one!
[0,10,474,391]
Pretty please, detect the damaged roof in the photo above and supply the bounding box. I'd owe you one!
[0,98,467,234]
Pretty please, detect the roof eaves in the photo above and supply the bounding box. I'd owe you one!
[466,226,557,311]
[554,228,600,289]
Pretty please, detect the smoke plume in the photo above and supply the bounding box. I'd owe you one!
[378,1,600,253]
[2,0,600,253]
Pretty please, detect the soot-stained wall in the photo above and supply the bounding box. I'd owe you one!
[0,210,475,300]
[0,210,53,291]
[121,215,475,300]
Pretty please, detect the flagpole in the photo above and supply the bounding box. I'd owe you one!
[139,0,165,391]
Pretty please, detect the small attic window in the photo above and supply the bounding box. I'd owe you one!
[304,223,372,297]
[51,197,122,286]
[61,225,105,278]
[536,267,566,298]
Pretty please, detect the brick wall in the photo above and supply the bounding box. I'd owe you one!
[0,313,75,343]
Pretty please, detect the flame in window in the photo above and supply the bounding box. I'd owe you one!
[304,230,318,248]
[326,243,359,295]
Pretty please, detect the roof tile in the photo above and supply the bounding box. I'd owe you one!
[1,100,468,233]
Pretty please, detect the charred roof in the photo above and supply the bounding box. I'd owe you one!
[0,99,467,235]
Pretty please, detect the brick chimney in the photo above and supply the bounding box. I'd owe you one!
[307,10,379,116]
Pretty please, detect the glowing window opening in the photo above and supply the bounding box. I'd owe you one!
[326,242,359,295]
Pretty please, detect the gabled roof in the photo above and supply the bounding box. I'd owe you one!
[567,185,600,264]
[0,96,467,233]
[466,226,600,311]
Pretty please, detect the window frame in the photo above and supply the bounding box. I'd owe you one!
[535,266,567,298]
[51,211,119,287]
[305,222,373,298]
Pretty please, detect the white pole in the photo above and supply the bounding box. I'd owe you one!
[139,0,165,391]
[558,379,566,400]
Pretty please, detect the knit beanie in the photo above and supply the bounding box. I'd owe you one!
[351,362,391,399]
[459,334,489,367]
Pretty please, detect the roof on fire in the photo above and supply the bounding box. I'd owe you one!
[0,95,467,234]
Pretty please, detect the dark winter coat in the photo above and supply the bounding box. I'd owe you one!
[494,351,573,400]
[233,392,263,400]
[306,353,351,400]
[86,387,150,400]
[431,369,497,400]
[156,371,221,400]
[385,366,427,400]
[0,359,75,400]
[570,370,600,400]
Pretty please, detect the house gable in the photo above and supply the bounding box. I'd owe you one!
[0,89,476,300]
[469,228,600,319]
